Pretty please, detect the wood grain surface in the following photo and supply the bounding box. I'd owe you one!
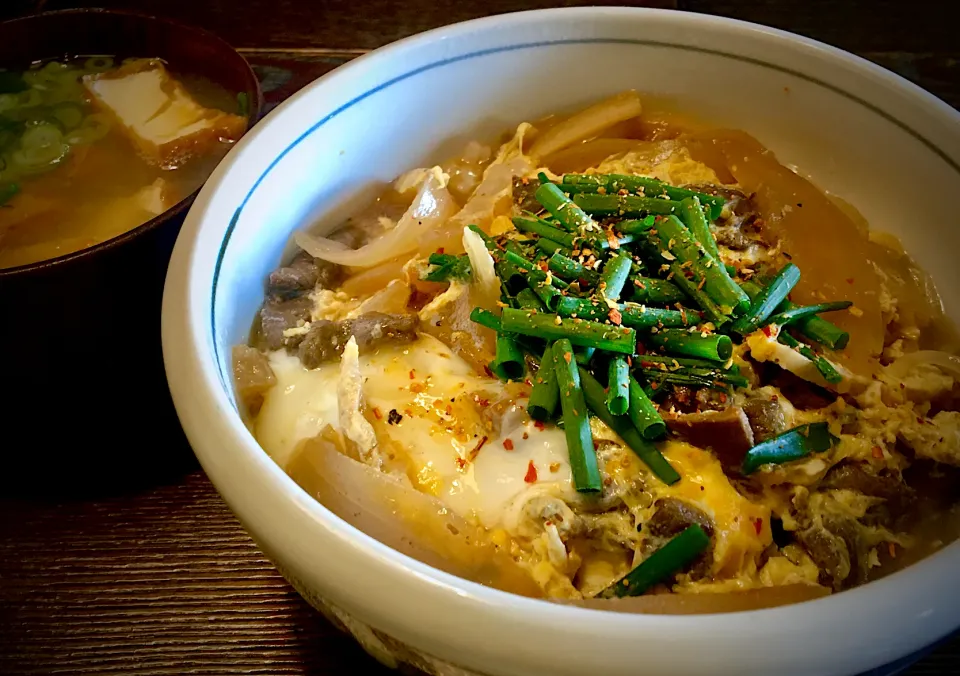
[1,1,959,674]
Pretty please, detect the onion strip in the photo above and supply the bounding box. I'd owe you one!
[295,170,458,268]
[529,91,643,160]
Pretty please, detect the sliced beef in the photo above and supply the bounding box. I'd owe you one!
[821,463,910,503]
[658,385,728,414]
[665,407,755,469]
[259,296,314,351]
[796,520,854,590]
[645,498,714,579]
[298,312,418,369]
[267,250,342,299]
[821,462,915,520]
[742,398,787,443]
[646,498,714,538]
[512,175,541,214]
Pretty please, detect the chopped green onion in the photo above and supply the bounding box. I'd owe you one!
[469,307,501,332]
[423,253,471,282]
[467,224,499,251]
[535,237,572,258]
[742,422,837,475]
[573,193,680,217]
[511,217,576,248]
[616,215,657,236]
[528,344,560,421]
[646,328,733,362]
[651,215,750,315]
[516,288,546,311]
[575,347,596,365]
[779,300,850,351]
[535,173,598,232]
[556,297,699,329]
[598,524,711,598]
[579,368,680,484]
[551,340,602,493]
[500,308,636,354]
[599,253,632,302]
[628,377,666,440]
[606,355,631,415]
[666,261,730,327]
[490,334,526,381]
[768,301,853,327]
[678,196,721,261]
[561,174,725,219]
[637,354,740,374]
[730,263,801,336]
[778,331,843,384]
[548,251,599,285]
[527,270,576,313]
[629,277,685,305]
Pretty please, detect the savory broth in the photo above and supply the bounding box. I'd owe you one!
[0,56,245,269]
[234,92,960,612]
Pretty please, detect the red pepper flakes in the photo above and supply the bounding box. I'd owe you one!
[549,462,561,473]
[753,518,763,535]
[372,407,383,420]
[592,439,601,450]
[522,432,529,440]
[524,460,538,483]
[436,247,445,254]
[563,351,573,364]
[718,393,728,404]
[626,356,633,367]
[636,342,647,355]
[872,446,884,459]
[409,369,416,379]
[410,382,425,393]
[608,308,622,325]
[483,365,494,378]
[762,326,773,337]
[502,438,515,451]
[888,542,897,559]
[533,420,545,431]
[455,457,468,471]
[846,278,855,285]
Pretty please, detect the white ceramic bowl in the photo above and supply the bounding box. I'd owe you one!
[162,8,960,676]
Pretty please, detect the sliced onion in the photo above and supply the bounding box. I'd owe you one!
[296,171,458,268]
[886,350,960,380]
[462,226,501,312]
[285,433,543,597]
[528,90,643,160]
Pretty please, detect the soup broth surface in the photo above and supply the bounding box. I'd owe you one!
[0,56,245,269]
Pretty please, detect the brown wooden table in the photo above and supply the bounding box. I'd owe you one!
[1,1,958,674]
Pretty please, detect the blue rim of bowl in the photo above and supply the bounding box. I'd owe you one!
[208,36,960,674]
